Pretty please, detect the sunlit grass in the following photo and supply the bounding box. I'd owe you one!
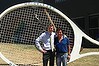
[0,43,99,66]
[0,43,42,65]
[68,48,99,66]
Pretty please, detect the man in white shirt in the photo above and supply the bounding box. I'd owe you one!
[35,25,55,66]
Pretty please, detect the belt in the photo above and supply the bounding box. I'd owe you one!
[57,52,67,54]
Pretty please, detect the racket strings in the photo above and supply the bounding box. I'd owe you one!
[0,6,74,65]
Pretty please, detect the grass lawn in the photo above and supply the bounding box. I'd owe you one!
[68,48,99,66]
[0,43,99,66]
[0,43,42,65]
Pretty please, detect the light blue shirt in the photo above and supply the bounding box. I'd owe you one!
[35,31,55,51]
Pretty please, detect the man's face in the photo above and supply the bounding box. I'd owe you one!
[57,30,63,37]
[48,25,54,32]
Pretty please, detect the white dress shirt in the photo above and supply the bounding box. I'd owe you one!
[35,31,55,51]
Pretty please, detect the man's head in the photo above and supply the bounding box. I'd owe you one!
[56,28,63,37]
[48,24,54,33]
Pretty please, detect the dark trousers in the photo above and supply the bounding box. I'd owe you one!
[43,50,55,66]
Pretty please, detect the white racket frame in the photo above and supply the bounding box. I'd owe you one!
[0,2,99,65]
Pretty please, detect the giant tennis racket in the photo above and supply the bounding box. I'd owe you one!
[0,2,99,66]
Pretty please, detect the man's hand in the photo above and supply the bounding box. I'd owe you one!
[67,55,71,62]
[41,50,47,53]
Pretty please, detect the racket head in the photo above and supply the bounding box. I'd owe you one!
[1,2,99,65]
[0,2,74,65]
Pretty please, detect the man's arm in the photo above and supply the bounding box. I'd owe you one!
[35,33,47,53]
[68,44,71,56]
[67,38,71,61]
